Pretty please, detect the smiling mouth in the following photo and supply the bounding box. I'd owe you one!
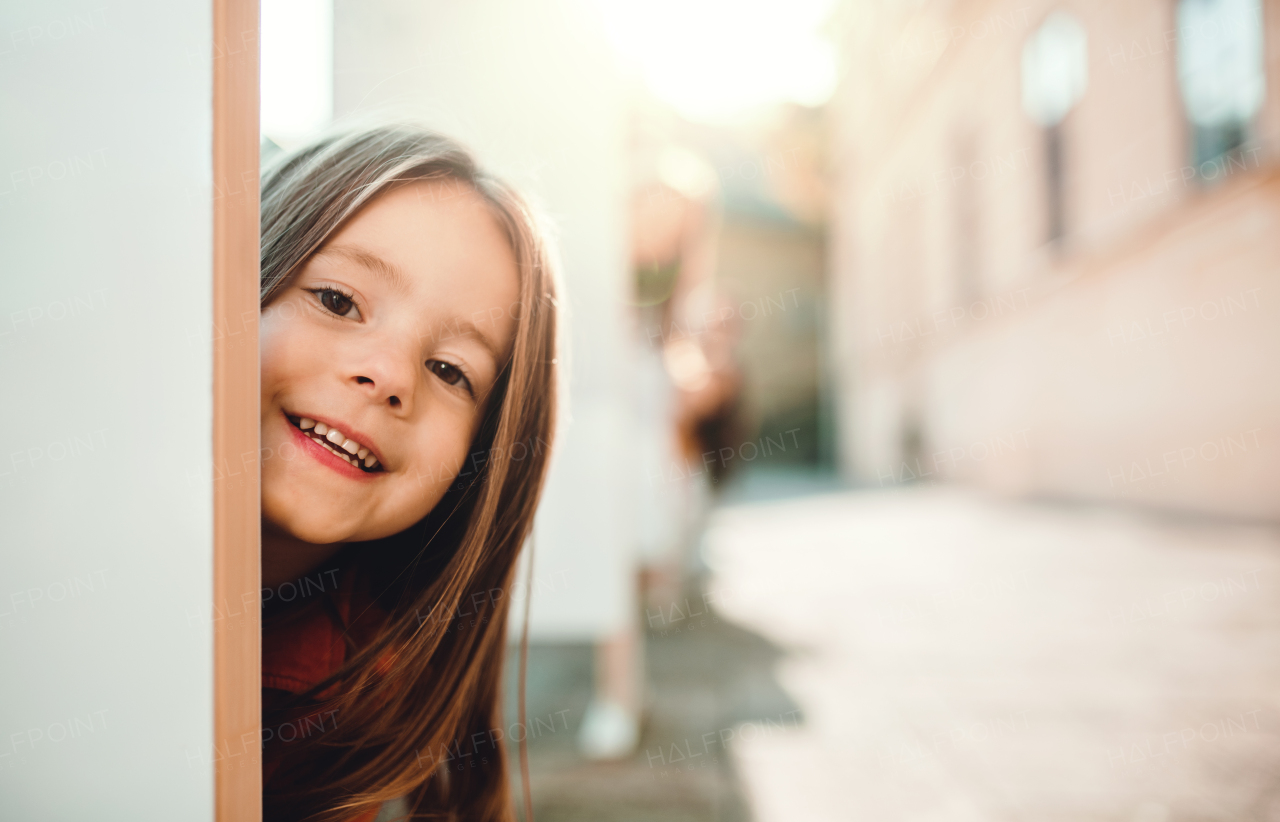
[287,415,383,472]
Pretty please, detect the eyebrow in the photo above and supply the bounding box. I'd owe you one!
[431,317,504,364]
[316,244,412,295]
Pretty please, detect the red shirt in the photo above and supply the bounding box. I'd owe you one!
[262,565,389,822]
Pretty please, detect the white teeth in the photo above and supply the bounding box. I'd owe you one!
[298,419,376,470]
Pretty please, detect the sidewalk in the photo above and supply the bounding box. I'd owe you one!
[705,486,1280,822]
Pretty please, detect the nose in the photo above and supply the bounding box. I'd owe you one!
[348,343,417,414]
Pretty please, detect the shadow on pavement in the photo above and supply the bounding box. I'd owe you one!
[504,577,802,822]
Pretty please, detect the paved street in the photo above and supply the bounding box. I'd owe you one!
[705,486,1280,822]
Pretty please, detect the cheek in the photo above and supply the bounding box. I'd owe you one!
[259,304,296,380]
[369,426,472,539]
[260,296,303,345]
[260,303,323,388]
[404,411,483,487]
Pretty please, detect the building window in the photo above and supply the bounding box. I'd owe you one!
[1176,0,1266,169]
[1021,11,1088,245]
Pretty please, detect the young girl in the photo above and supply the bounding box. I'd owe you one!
[257,125,560,822]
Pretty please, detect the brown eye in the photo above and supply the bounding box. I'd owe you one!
[427,360,464,386]
[428,360,474,397]
[318,289,355,316]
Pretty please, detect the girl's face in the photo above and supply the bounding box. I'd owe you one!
[260,179,520,545]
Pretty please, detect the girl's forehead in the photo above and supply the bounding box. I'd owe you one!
[319,180,520,350]
[336,181,516,286]
[356,178,492,232]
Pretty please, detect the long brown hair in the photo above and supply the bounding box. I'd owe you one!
[259,125,561,821]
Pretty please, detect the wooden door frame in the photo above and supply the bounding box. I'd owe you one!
[213,0,261,817]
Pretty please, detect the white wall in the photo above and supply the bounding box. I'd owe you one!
[0,2,215,817]
[333,0,635,641]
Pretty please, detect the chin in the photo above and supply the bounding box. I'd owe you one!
[262,493,357,546]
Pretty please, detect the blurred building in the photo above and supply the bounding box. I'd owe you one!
[829,0,1280,519]
[709,106,831,467]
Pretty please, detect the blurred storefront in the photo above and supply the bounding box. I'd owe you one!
[828,0,1280,519]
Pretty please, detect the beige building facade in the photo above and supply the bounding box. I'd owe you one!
[829,0,1280,519]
